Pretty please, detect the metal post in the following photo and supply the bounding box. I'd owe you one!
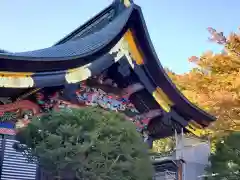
[0,135,6,180]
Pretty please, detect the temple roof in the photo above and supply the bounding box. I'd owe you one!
[0,0,216,138]
[47,0,216,126]
[0,5,132,72]
[1,9,129,60]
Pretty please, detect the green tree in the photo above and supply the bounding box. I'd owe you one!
[152,137,175,155]
[15,107,153,180]
[205,132,240,180]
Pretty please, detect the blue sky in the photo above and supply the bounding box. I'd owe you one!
[0,0,239,73]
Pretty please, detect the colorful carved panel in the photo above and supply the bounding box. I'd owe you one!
[0,100,41,134]
[0,75,161,146]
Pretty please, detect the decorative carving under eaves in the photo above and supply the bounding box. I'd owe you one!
[0,75,162,142]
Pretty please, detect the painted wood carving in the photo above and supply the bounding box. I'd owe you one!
[0,75,161,143]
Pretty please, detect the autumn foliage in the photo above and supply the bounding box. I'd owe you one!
[168,27,240,137]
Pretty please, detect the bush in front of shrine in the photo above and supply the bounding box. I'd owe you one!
[15,107,153,180]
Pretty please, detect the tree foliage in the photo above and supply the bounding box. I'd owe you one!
[205,132,240,180]
[152,136,175,154]
[15,107,153,180]
[167,27,240,137]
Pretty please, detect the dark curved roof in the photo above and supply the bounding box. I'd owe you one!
[54,2,117,45]
[0,0,215,133]
[48,0,215,126]
[0,5,132,72]
[2,11,130,59]
[127,5,215,125]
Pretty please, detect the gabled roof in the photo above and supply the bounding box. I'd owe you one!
[54,1,118,45]
[53,0,131,46]
[125,4,216,125]
[0,0,216,137]
[0,4,132,72]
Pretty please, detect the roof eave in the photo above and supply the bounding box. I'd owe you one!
[128,4,216,125]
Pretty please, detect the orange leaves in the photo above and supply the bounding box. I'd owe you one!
[166,30,240,135]
[188,56,199,63]
[164,27,240,136]
[207,27,227,45]
[225,33,240,58]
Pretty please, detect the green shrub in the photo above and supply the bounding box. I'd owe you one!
[16,107,153,180]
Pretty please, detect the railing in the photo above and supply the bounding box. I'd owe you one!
[150,150,175,162]
[153,170,177,180]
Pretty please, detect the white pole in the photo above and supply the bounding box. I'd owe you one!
[175,129,178,149]
[181,128,184,159]
[183,162,186,180]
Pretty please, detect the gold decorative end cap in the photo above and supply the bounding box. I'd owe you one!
[123,0,132,7]
[66,65,92,84]
[0,72,34,88]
